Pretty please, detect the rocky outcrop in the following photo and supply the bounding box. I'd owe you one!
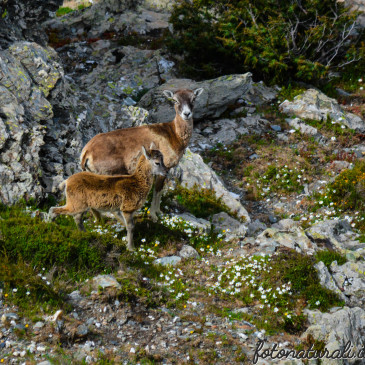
[0,0,63,49]
[168,148,251,222]
[279,89,365,132]
[0,41,69,203]
[330,261,365,307]
[44,0,163,42]
[303,307,365,365]
[314,261,347,302]
[305,219,365,259]
[139,73,253,123]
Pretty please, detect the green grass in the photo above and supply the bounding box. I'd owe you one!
[207,250,344,334]
[277,84,307,102]
[164,183,233,219]
[315,250,347,269]
[310,159,365,235]
[55,6,74,17]
[0,201,227,316]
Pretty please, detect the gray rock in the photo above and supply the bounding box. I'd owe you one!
[280,89,365,132]
[271,218,299,232]
[344,144,365,159]
[287,117,318,136]
[257,226,318,254]
[1,313,19,323]
[212,212,247,239]
[270,125,281,132]
[305,219,364,258]
[33,321,45,330]
[303,307,365,365]
[139,73,253,123]
[76,324,89,337]
[247,219,267,236]
[174,213,211,232]
[92,275,121,290]
[0,0,62,49]
[244,82,279,105]
[169,148,250,222]
[68,290,84,304]
[329,160,352,173]
[153,256,182,266]
[314,261,347,301]
[330,261,365,307]
[178,245,200,259]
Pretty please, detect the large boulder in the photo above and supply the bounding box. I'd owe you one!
[305,219,365,259]
[279,89,365,132]
[330,261,365,307]
[0,42,66,203]
[303,307,365,365]
[139,73,253,123]
[255,226,318,255]
[168,148,250,222]
[314,261,347,302]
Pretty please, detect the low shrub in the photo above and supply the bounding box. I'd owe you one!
[167,0,364,84]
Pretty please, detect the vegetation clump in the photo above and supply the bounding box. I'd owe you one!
[315,250,347,269]
[206,250,344,334]
[164,183,232,219]
[167,0,364,84]
[55,6,74,17]
[312,160,365,230]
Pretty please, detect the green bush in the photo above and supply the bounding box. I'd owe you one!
[168,0,364,84]
[164,183,232,219]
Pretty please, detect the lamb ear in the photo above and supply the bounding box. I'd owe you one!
[163,90,174,99]
[141,146,149,159]
[150,141,157,150]
[193,88,204,97]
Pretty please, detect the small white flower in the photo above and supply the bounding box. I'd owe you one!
[316,300,320,305]
[13,288,18,293]
[274,307,279,313]
[331,137,336,141]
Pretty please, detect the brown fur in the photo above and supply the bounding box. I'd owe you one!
[50,149,166,251]
[79,88,203,221]
[80,108,189,174]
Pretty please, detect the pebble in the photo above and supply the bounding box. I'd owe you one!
[1,313,19,323]
[270,124,281,132]
[33,321,45,330]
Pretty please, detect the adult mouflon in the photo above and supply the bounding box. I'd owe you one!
[80,88,204,221]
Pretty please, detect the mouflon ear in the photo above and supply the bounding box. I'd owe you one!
[163,90,174,99]
[193,88,204,98]
[150,141,157,151]
[141,146,149,159]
